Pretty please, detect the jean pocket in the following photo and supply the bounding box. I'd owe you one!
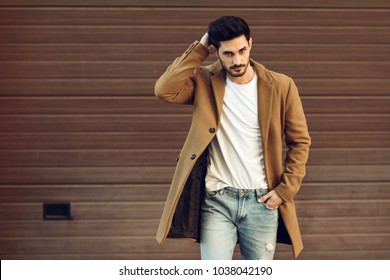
[263,203,279,210]
[205,190,218,198]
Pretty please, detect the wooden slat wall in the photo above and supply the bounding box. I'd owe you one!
[0,0,389,260]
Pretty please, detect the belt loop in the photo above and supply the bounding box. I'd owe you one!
[255,189,261,200]
[256,188,268,200]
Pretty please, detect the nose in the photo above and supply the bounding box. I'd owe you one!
[233,55,241,65]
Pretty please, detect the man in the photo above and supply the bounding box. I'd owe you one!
[155,16,310,260]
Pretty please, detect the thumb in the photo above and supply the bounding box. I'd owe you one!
[258,192,270,203]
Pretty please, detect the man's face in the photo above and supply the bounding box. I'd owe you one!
[216,35,253,80]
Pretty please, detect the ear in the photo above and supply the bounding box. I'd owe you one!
[249,37,253,50]
[210,45,218,58]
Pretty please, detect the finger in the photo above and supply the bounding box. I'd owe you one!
[265,202,279,209]
[258,193,270,203]
[265,197,279,208]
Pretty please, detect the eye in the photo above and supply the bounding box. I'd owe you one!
[239,48,247,54]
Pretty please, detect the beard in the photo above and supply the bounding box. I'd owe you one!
[219,58,250,77]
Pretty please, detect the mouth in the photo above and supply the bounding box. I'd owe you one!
[230,65,245,71]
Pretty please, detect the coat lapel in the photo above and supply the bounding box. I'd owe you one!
[254,63,274,150]
[210,70,226,126]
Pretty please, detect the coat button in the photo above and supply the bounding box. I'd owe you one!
[190,154,196,160]
[209,127,216,133]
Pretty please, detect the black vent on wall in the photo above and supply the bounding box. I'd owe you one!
[43,203,72,220]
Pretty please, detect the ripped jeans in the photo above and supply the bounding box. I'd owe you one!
[200,187,278,260]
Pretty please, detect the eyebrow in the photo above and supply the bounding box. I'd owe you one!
[222,47,247,55]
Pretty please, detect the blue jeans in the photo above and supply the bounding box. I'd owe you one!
[200,187,278,260]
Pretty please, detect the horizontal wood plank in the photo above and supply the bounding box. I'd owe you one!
[0,78,154,96]
[1,61,390,79]
[1,44,389,62]
[1,26,390,44]
[280,250,390,260]
[310,132,390,148]
[302,97,390,114]
[0,132,389,150]
[0,182,389,203]
[0,0,389,8]
[0,184,171,203]
[0,199,388,221]
[0,166,176,184]
[1,250,390,260]
[0,96,389,114]
[0,115,193,133]
[0,97,192,115]
[0,234,388,255]
[304,165,390,183]
[1,78,389,96]
[0,217,388,238]
[0,8,389,27]
[0,132,188,149]
[0,115,389,133]
[0,149,388,167]
[0,165,385,184]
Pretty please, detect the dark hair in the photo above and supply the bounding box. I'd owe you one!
[208,16,251,49]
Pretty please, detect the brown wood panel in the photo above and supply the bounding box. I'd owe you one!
[0,166,388,185]
[1,78,389,97]
[0,234,388,255]
[0,202,165,221]
[0,220,160,237]
[1,26,389,44]
[302,97,390,114]
[0,78,154,96]
[0,115,193,133]
[0,148,389,167]
[0,0,389,8]
[304,165,390,183]
[0,132,188,150]
[1,44,389,62]
[1,8,389,27]
[0,166,175,184]
[0,184,170,203]
[299,217,390,235]
[0,132,389,151]
[310,132,390,148]
[308,149,390,165]
[0,115,389,133]
[282,250,390,260]
[0,149,179,167]
[0,0,389,261]
[0,199,390,222]
[0,217,388,238]
[305,115,390,132]
[297,182,390,200]
[2,61,390,79]
[293,78,390,96]
[1,249,389,260]
[1,250,390,260]
[0,97,192,115]
[1,96,389,115]
[0,182,389,203]
[0,132,389,150]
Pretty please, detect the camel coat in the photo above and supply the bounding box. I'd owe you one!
[154,41,311,258]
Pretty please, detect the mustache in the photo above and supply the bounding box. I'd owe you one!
[230,64,246,69]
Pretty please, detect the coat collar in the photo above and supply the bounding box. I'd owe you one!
[210,59,275,148]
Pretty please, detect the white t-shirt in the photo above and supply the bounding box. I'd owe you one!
[205,73,268,191]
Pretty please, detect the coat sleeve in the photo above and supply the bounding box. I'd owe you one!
[154,41,210,105]
[274,78,311,202]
